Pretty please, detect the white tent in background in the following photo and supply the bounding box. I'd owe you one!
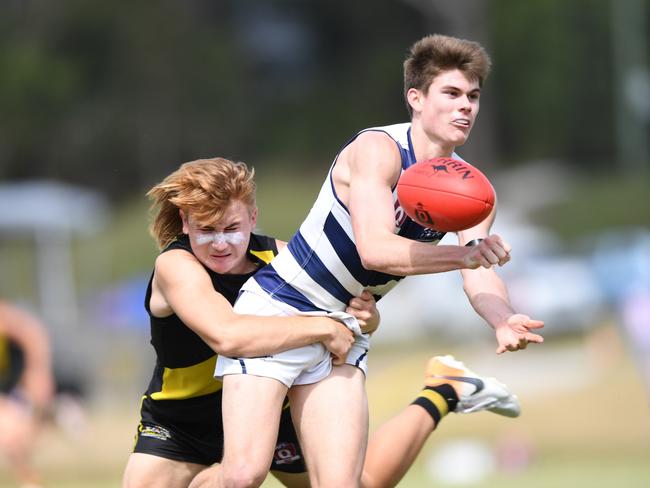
[0,180,109,331]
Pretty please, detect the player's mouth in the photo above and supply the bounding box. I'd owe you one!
[210,253,231,259]
[451,118,471,129]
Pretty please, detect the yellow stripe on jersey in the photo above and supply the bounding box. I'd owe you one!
[150,355,223,400]
[250,249,275,265]
[420,389,450,417]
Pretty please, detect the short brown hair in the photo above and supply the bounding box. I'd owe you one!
[403,34,491,116]
[147,157,256,249]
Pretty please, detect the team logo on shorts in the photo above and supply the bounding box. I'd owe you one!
[140,424,172,441]
[273,442,301,465]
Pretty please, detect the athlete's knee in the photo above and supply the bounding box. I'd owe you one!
[188,466,220,488]
[221,462,267,488]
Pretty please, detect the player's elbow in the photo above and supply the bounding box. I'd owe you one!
[209,338,242,358]
[215,342,241,358]
[356,233,406,273]
[202,334,227,356]
[202,325,241,357]
[358,246,386,272]
[359,247,404,274]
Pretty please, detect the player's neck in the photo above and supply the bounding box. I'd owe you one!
[411,129,455,161]
[410,121,455,160]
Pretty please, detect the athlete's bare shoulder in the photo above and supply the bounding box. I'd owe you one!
[151,249,202,317]
[333,130,401,205]
[338,131,401,177]
[350,130,399,156]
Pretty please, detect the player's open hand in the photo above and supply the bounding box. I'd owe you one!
[464,234,511,269]
[495,313,545,354]
[324,321,355,365]
[346,290,380,335]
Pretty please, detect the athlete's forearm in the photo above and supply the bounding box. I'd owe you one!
[467,293,517,331]
[461,268,515,329]
[202,315,338,358]
[358,234,468,276]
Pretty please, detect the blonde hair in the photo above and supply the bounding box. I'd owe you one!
[403,34,492,116]
[147,157,256,249]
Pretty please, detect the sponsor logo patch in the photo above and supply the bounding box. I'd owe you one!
[273,442,301,465]
[140,424,172,441]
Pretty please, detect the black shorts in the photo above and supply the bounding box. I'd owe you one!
[132,394,306,473]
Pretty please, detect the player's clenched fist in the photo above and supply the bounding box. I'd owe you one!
[463,234,511,269]
[324,322,355,365]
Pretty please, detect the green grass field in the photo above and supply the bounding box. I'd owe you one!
[2,326,649,487]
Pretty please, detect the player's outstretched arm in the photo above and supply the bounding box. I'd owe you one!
[461,267,544,353]
[458,223,544,353]
[154,250,354,358]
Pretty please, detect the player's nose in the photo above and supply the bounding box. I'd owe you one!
[210,239,228,251]
[459,95,473,111]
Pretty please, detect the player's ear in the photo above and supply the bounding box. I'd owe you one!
[406,88,423,113]
[180,209,189,234]
[250,206,258,226]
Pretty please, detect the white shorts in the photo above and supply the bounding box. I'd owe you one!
[215,291,370,388]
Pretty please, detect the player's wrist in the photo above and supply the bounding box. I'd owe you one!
[322,318,341,341]
[460,247,480,269]
[464,238,484,247]
[493,313,517,330]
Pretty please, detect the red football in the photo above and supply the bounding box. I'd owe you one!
[396,157,495,232]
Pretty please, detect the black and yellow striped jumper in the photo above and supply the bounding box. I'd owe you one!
[132,233,306,472]
[0,334,23,394]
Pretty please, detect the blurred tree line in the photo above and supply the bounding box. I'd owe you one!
[0,0,645,200]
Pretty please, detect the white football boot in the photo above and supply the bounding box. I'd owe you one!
[425,355,521,417]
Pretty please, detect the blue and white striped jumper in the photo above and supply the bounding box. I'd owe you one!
[217,123,451,385]
[244,123,447,312]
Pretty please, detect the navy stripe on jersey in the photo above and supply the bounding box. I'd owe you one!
[287,232,354,305]
[254,265,327,312]
[405,127,417,168]
[323,213,402,287]
[355,349,368,367]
